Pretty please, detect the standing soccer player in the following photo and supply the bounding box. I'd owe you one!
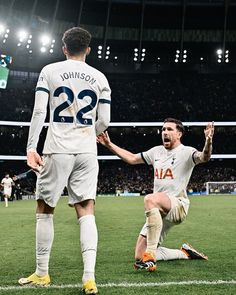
[1,173,14,207]
[97,118,214,271]
[18,27,111,294]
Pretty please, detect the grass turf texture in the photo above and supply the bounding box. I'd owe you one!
[0,195,235,294]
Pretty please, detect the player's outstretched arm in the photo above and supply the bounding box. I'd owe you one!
[97,131,144,165]
[193,122,214,164]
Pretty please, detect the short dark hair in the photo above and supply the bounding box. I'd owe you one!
[62,27,91,56]
[163,117,185,134]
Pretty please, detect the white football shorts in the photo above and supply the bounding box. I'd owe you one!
[36,153,99,207]
[4,188,12,197]
[139,193,190,245]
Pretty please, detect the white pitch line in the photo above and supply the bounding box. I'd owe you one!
[0,280,236,291]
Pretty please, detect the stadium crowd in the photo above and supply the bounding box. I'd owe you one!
[0,73,236,196]
[0,73,236,122]
[1,161,235,198]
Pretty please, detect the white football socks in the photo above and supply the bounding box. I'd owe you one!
[35,213,54,276]
[4,197,8,207]
[145,208,163,258]
[78,214,98,283]
[156,246,188,261]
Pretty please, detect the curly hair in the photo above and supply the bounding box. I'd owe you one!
[62,27,91,56]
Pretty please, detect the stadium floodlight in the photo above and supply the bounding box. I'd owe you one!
[183,59,186,63]
[176,49,180,54]
[98,55,102,59]
[29,50,32,53]
[217,59,222,63]
[27,39,31,44]
[52,39,55,43]
[3,39,6,43]
[141,57,144,61]
[106,50,110,55]
[0,24,5,34]
[142,48,146,52]
[106,46,110,50]
[98,45,102,50]
[4,33,8,38]
[133,57,138,61]
[114,56,118,60]
[174,59,178,63]
[40,46,46,53]
[17,43,21,47]
[157,57,160,60]
[183,54,187,59]
[200,57,204,61]
[141,53,145,57]
[97,50,102,54]
[105,56,109,59]
[183,49,187,54]
[134,52,138,57]
[26,44,30,49]
[18,30,28,41]
[225,58,229,63]
[49,49,53,53]
[134,48,138,52]
[216,49,222,55]
[41,35,50,46]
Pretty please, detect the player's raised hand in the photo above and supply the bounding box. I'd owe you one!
[204,122,214,143]
[97,131,111,147]
[27,151,44,173]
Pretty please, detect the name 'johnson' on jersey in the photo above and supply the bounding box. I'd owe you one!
[32,59,111,155]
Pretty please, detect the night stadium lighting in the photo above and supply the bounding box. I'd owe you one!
[106,46,110,50]
[216,49,222,55]
[141,57,144,61]
[225,58,229,63]
[3,39,6,43]
[142,48,146,52]
[4,33,8,38]
[49,49,53,53]
[133,57,137,61]
[41,35,50,46]
[0,24,5,34]
[18,30,28,41]
[98,55,102,59]
[114,56,118,59]
[174,59,178,63]
[134,48,138,52]
[106,50,110,55]
[105,56,109,59]
[97,50,102,54]
[40,46,46,53]
[200,57,204,61]
[98,45,102,50]
[217,59,222,63]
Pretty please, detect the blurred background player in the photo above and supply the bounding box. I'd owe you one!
[18,26,111,294]
[97,118,214,271]
[1,173,14,207]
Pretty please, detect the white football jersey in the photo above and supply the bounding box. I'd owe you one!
[141,144,196,198]
[1,177,13,189]
[32,59,111,154]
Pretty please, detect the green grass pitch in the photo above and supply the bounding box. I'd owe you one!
[0,195,236,295]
